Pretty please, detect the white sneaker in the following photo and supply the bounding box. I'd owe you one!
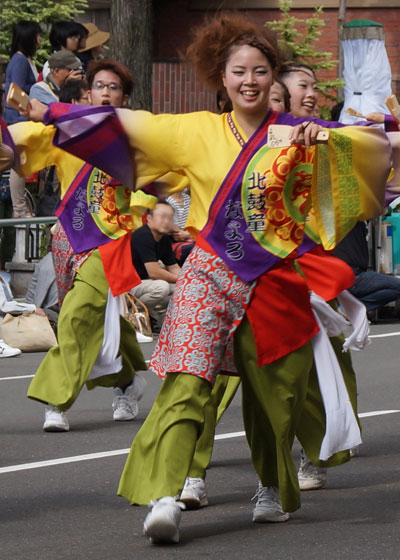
[143,496,186,544]
[0,339,21,358]
[252,482,289,523]
[112,375,147,421]
[180,477,208,509]
[136,332,153,343]
[43,405,70,432]
[298,452,327,491]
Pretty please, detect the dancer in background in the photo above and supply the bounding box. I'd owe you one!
[9,60,148,432]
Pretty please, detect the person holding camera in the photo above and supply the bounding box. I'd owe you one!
[29,50,83,106]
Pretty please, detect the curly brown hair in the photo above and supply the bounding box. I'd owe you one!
[186,13,280,91]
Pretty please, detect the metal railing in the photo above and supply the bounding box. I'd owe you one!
[0,216,57,262]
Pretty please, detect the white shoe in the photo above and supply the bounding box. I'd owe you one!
[112,375,146,421]
[298,452,327,491]
[43,405,70,432]
[136,332,153,343]
[252,483,289,523]
[143,496,185,544]
[0,339,21,358]
[180,477,208,509]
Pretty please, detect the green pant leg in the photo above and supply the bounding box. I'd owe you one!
[188,375,240,478]
[86,315,147,390]
[234,317,314,513]
[296,333,357,468]
[118,373,212,505]
[216,376,241,423]
[27,250,143,410]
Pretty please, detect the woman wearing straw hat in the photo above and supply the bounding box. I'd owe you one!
[78,23,110,72]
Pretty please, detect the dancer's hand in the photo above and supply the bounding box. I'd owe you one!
[19,98,47,122]
[290,121,323,148]
[364,112,385,123]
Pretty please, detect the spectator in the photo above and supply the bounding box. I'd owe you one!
[41,21,86,81]
[0,169,16,269]
[0,123,16,267]
[30,50,82,105]
[166,189,195,265]
[334,221,400,312]
[77,23,110,73]
[130,201,180,331]
[59,78,89,104]
[25,251,59,328]
[4,20,41,218]
[30,52,83,219]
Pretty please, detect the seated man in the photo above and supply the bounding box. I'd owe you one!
[130,201,180,331]
[334,221,400,311]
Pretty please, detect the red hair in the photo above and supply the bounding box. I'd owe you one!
[186,12,280,91]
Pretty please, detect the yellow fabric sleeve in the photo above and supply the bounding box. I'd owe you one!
[8,121,85,197]
[312,126,391,249]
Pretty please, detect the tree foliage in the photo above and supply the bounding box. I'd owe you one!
[267,0,344,114]
[0,0,88,67]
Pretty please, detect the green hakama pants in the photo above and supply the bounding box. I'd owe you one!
[27,250,146,412]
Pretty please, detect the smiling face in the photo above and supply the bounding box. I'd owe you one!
[222,44,274,121]
[269,81,287,113]
[282,68,318,118]
[87,69,128,108]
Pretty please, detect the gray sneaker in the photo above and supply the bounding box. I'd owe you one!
[298,451,327,491]
[180,477,208,509]
[252,482,289,523]
[112,374,147,421]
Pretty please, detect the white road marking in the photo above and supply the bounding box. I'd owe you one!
[0,449,130,474]
[369,331,400,339]
[215,431,245,440]
[0,361,151,381]
[0,374,34,381]
[358,409,400,418]
[0,409,398,475]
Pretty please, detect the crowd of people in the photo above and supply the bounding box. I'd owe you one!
[0,11,399,546]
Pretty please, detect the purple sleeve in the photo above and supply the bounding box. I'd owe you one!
[384,114,399,132]
[276,110,397,131]
[275,112,347,129]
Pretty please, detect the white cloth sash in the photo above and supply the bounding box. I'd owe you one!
[88,289,122,380]
[310,293,363,460]
[337,290,371,351]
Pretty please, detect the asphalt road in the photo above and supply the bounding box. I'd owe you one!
[0,320,399,560]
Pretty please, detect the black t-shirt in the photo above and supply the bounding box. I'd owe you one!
[334,221,369,275]
[131,224,177,279]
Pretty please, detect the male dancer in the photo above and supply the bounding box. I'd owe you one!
[10,60,148,431]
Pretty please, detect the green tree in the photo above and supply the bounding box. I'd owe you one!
[267,0,344,115]
[0,0,88,67]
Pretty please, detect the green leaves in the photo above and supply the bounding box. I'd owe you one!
[267,0,343,116]
[0,0,88,66]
